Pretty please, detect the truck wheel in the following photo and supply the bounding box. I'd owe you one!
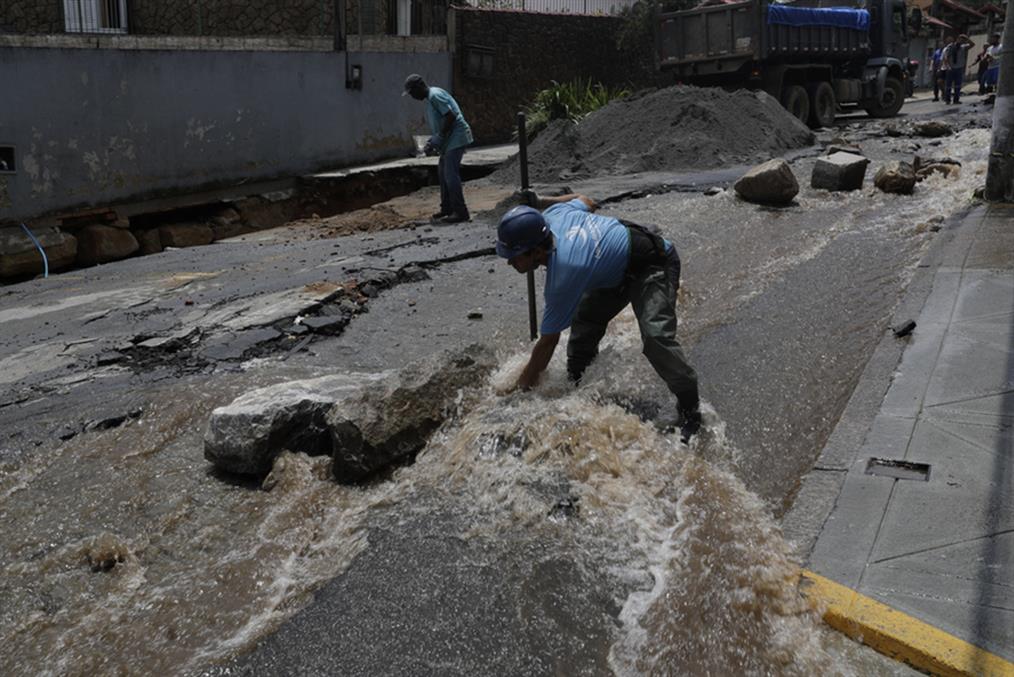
[807,82,836,128]
[781,85,810,124]
[864,77,905,118]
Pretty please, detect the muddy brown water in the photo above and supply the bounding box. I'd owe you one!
[0,127,989,675]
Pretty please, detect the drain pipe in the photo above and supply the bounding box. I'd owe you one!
[20,222,49,279]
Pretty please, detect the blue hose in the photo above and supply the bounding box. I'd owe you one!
[20,222,49,279]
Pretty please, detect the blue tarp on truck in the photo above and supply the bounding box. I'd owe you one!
[766,5,870,30]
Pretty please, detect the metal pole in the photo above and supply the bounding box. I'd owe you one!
[985,5,1014,201]
[517,112,538,342]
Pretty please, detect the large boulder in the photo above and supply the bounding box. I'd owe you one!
[0,226,78,279]
[76,224,139,265]
[159,222,214,248]
[329,344,497,483]
[734,159,799,205]
[204,372,388,476]
[136,229,163,255]
[811,152,870,192]
[203,344,497,479]
[874,161,917,195]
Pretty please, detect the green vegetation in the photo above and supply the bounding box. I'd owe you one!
[616,0,695,54]
[522,78,630,141]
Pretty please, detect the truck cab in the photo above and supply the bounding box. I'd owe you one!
[869,0,910,63]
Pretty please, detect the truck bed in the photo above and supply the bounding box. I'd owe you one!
[657,1,870,77]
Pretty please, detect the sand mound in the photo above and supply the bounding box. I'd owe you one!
[492,85,815,184]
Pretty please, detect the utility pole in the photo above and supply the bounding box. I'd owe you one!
[985,2,1014,201]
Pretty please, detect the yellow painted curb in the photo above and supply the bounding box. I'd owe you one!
[801,571,1014,677]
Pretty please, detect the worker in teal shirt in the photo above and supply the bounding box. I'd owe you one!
[496,193,702,443]
[403,74,473,223]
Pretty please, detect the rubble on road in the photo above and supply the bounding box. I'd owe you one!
[204,372,389,476]
[329,344,497,483]
[826,144,863,156]
[914,155,962,181]
[811,152,870,192]
[912,120,953,138]
[203,344,497,480]
[874,161,917,195]
[733,159,799,205]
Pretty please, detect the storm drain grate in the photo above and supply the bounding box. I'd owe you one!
[865,458,931,481]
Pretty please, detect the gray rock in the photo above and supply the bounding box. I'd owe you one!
[204,372,390,476]
[76,225,139,266]
[811,152,871,192]
[203,344,497,479]
[301,316,347,334]
[329,344,497,483]
[874,161,917,195]
[913,120,953,138]
[733,159,799,205]
[826,144,863,156]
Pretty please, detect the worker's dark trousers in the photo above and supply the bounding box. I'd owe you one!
[944,68,964,103]
[438,146,469,218]
[566,247,700,413]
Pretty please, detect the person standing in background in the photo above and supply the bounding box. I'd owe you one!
[974,44,990,95]
[403,74,474,223]
[942,34,975,105]
[984,34,1002,94]
[931,42,944,101]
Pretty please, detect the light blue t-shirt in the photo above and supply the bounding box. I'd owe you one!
[540,200,631,335]
[426,87,473,151]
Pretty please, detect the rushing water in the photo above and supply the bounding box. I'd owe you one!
[0,128,990,675]
[0,329,844,675]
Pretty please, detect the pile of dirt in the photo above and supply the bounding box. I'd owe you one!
[490,86,815,185]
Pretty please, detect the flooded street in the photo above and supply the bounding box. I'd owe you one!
[0,107,990,675]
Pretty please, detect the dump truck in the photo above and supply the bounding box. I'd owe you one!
[655,0,914,126]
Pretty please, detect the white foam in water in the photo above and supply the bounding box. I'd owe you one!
[425,379,848,675]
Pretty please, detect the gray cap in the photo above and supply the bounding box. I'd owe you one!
[402,73,425,96]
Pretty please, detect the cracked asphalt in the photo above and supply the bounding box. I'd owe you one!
[0,94,995,675]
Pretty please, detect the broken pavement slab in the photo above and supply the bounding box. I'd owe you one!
[329,343,497,483]
[204,344,497,479]
[810,152,870,192]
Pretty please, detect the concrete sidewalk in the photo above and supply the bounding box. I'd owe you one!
[310,142,517,179]
[797,203,1014,674]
